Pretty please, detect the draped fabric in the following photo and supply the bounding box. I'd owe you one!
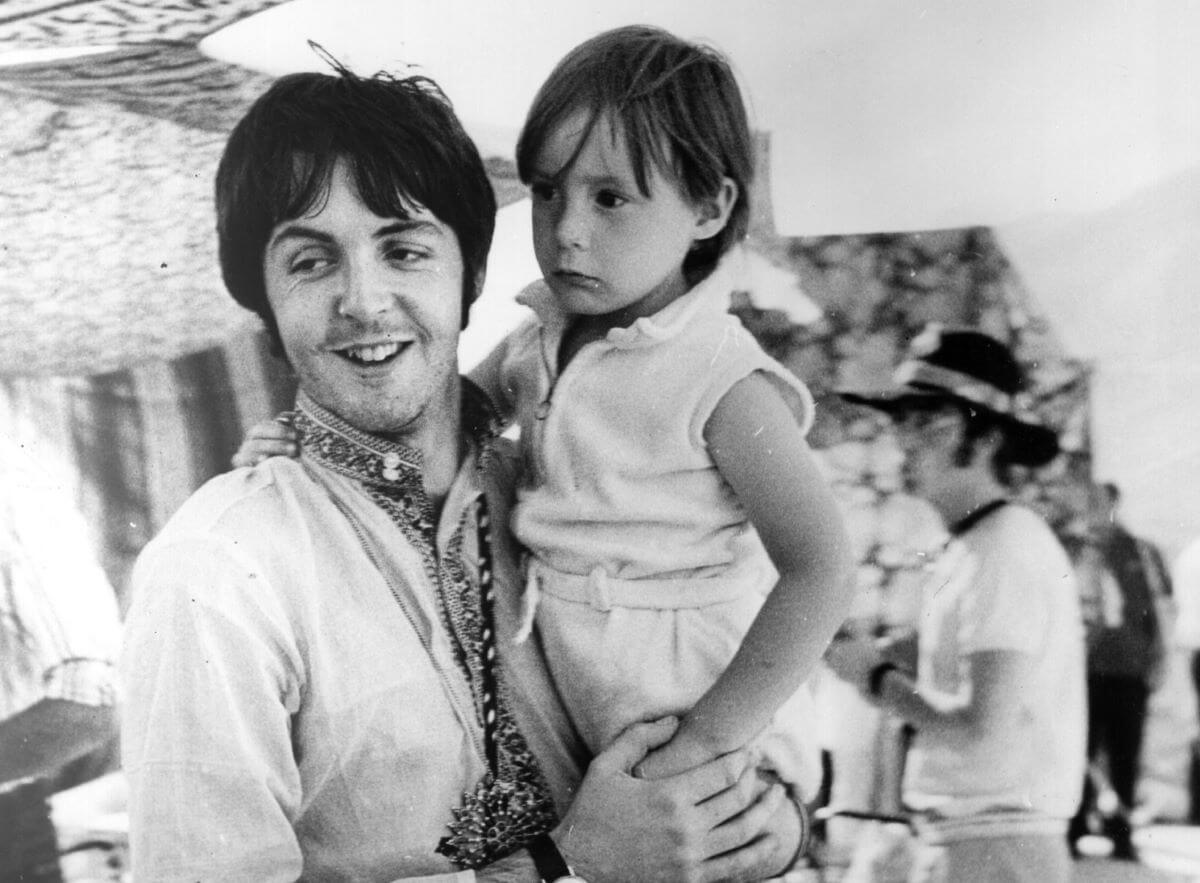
[0,328,296,608]
[0,1,289,376]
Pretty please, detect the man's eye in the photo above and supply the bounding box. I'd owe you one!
[529,182,557,202]
[289,253,332,274]
[385,245,425,264]
[595,190,627,209]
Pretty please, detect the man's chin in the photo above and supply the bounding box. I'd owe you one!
[344,405,424,439]
[303,389,421,438]
[298,359,457,440]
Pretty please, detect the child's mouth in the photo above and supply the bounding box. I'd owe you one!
[555,270,600,290]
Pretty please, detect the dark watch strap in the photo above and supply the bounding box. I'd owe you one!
[527,833,573,881]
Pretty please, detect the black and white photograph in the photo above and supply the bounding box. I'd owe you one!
[1,1,1198,880]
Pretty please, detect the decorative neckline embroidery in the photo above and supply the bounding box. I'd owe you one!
[292,382,500,481]
[291,385,556,869]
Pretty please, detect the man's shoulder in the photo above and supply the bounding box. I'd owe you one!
[143,458,315,559]
[987,502,1057,538]
[128,458,338,625]
[972,503,1070,567]
[1176,537,1200,583]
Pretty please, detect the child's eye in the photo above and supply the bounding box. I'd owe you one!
[595,190,627,209]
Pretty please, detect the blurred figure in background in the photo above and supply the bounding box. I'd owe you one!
[825,325,1085,883]
[0,436,121,882]
[1172,535,1200,823]
[1068,481,1170,860]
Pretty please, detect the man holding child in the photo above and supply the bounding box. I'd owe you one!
[119,67,803,882]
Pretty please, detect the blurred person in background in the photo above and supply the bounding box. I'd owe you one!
[825,325,1085,883]
[1172,535,1200,823]
[0,436,121,882]
[1067,481,1170,860]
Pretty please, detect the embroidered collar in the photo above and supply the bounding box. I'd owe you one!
[293,382,557,868]
[516,250,741,349]
[292,379,502,489]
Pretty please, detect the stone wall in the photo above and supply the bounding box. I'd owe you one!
[733,224,1094,625]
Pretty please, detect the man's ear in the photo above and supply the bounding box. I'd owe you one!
[965,423,1005,469]
[693,177,738,242]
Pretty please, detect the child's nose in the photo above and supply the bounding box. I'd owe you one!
[554,200,589,250]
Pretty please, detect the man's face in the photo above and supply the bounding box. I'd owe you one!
[892,402,962,496]
[262,158,463,439]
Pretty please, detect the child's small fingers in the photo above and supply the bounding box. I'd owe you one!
[231,440,297,469]
[268,438,299,453]
[250,421,299,442]
[259,441,298,457]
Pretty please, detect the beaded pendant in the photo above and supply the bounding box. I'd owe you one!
[438,773,558,868]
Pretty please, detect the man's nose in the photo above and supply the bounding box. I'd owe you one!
[337,260,393,320]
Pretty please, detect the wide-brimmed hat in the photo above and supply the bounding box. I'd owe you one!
[839,325,1060,467]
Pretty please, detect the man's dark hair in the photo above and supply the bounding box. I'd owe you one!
[952,402,1019,482]
[896,397,1019,484]
[216,70,496,348]
[515,25,753,285]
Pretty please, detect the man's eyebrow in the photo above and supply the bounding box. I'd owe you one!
[267,219,444,251]
[267,223,332,250]
[376,220,443,239]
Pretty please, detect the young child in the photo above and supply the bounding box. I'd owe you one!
[238,25,853,786]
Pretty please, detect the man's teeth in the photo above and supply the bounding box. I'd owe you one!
[344,342,402,362]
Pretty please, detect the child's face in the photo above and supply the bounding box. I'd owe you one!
[528,108,731,324]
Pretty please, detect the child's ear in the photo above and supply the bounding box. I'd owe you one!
[693,177,739,242]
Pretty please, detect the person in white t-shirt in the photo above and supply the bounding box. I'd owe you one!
[825,325,1086,883]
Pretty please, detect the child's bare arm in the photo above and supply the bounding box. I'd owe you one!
[637,372,854,779]
[231,418,299,468]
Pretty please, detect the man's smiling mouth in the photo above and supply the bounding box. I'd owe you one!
[335,341,406,364]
